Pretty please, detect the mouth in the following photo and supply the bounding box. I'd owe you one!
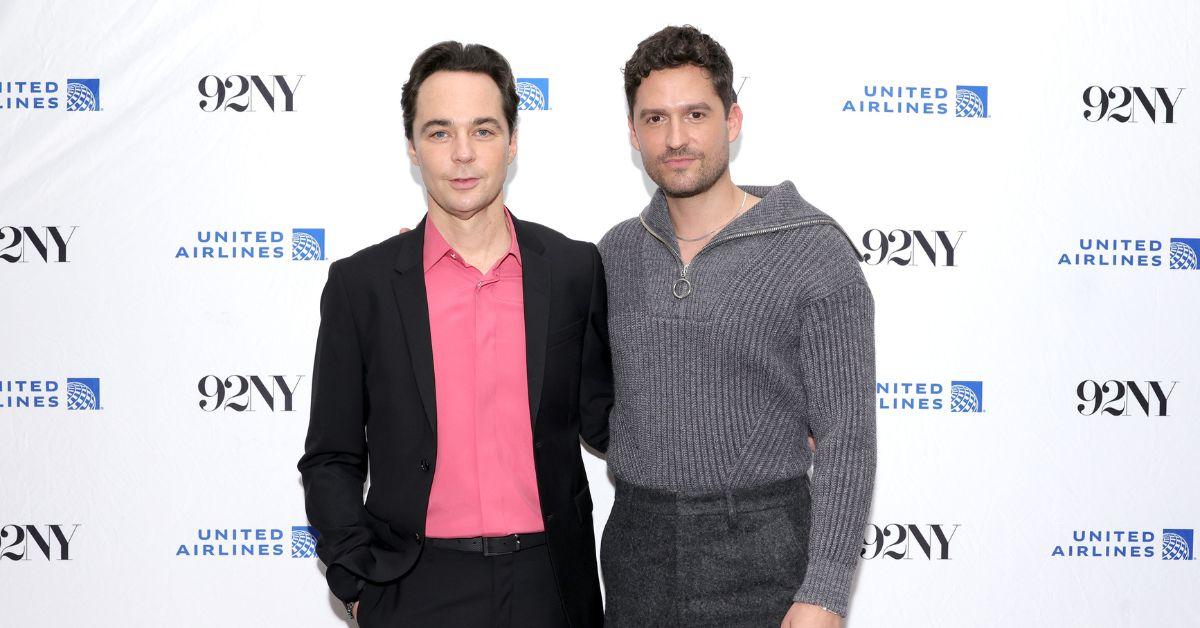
[663,157,697,169]
[449,177,480,190]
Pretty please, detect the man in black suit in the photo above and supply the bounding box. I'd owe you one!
[297,41,610,627]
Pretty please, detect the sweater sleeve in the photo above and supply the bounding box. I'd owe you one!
[792,279,877,617]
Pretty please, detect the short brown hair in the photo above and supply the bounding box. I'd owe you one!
[401,41,519,141]
[622,25,736,117]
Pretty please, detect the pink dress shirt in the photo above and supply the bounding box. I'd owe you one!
[422,208,544,538]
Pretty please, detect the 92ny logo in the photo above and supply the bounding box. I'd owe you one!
[0,524,80,560]
[1076,380,1177,417]
[861,524,960,560]
[198,375,303,412]
[1082,86,1184,123]
[859,229,965,266]
[198,75,303,112]
[0,226,76,262]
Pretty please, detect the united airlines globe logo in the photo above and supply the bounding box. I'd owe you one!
[1170,239,1200,270]
[1163,529,1194,560]
[291,228,325,261]
[65,378,101,411]
[291,526,319,558]
[515,78,549,111]
[955,86,988,118]
[949,381,983,413]
[65,79,100,112]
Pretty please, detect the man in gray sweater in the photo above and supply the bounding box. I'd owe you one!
[597,26,877,627]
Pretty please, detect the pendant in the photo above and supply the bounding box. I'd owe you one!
[672,277,693,299]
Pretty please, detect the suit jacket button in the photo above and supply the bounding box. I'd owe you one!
[544,514,555,521]
[534,441,542,449]
[419,459,430,472]
[413,532,423,544]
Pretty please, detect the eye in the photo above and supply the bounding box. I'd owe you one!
[647,115,663,124]
[475,128,494,137]
[430,130,448,139]
[689,111,705,120]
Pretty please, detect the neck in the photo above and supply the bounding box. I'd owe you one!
[426,196,509,263]
[665,171,745,238]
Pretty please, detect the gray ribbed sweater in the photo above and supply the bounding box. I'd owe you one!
[597,181,877,617]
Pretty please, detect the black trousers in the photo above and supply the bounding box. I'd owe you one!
[355,543,569,628]
[600,476,811,628]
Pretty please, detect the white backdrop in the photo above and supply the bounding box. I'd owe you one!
[2,0,1198,626]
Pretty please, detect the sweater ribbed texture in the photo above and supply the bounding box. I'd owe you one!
[597,181,877,616]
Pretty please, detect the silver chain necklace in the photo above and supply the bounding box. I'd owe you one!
[673,189,749,243]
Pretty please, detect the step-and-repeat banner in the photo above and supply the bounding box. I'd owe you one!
[2,0,1197,626]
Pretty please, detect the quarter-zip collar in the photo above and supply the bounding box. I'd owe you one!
[638,180,840,256]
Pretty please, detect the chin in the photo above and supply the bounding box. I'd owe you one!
[435,189,495,216]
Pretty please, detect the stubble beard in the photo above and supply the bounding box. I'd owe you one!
[647,144,730,199]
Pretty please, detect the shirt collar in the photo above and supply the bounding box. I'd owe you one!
[423,206,522,273]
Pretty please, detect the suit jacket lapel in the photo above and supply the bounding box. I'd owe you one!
[391,217,438,434]
[512,213,550,431]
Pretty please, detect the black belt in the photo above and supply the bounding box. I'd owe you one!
[425,532,547,556]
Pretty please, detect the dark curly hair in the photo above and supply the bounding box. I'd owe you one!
[622,25,736,118]
[401,41,518,141]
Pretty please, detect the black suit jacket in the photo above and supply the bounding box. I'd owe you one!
[297,213,611,628]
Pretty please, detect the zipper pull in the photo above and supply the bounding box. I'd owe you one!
[673,264,693,299]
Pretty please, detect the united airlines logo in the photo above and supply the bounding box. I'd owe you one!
[1163,529,1194,561]
[291,526,319,558]
[291,229,325,261]
[0,378,102,411]
[175,228,327,262]
[877,380,984,413]
[66,79,101,111]
[842,83,988,119]
[1170,238,1200,270]
[0,78,101,111]
[515,78,549,111]
[954,85,988,118]
[65,378,101,410]
[1057,237,1200,270]
[177,526,319,558]
[949,381,983,413]
[1052,528,1194,560]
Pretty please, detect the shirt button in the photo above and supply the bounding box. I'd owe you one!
[419,459,430,472]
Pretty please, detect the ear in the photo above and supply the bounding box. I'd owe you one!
[628,116,642,153]
[407,138,419,167]
[726,102,744,143]
[507,127,519,165]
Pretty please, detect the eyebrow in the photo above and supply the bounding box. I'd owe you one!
[419,117,504,134]
[419,119,451,133]
[638,102,714,117]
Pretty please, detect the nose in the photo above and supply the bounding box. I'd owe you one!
[452,132,475,164]
[666,117,686,150]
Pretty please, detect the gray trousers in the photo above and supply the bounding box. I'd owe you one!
[600,476,811,627]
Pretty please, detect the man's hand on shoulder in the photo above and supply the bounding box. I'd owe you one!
[399,227,411,235]
[352,600,359,619]
[782,602,842,628]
